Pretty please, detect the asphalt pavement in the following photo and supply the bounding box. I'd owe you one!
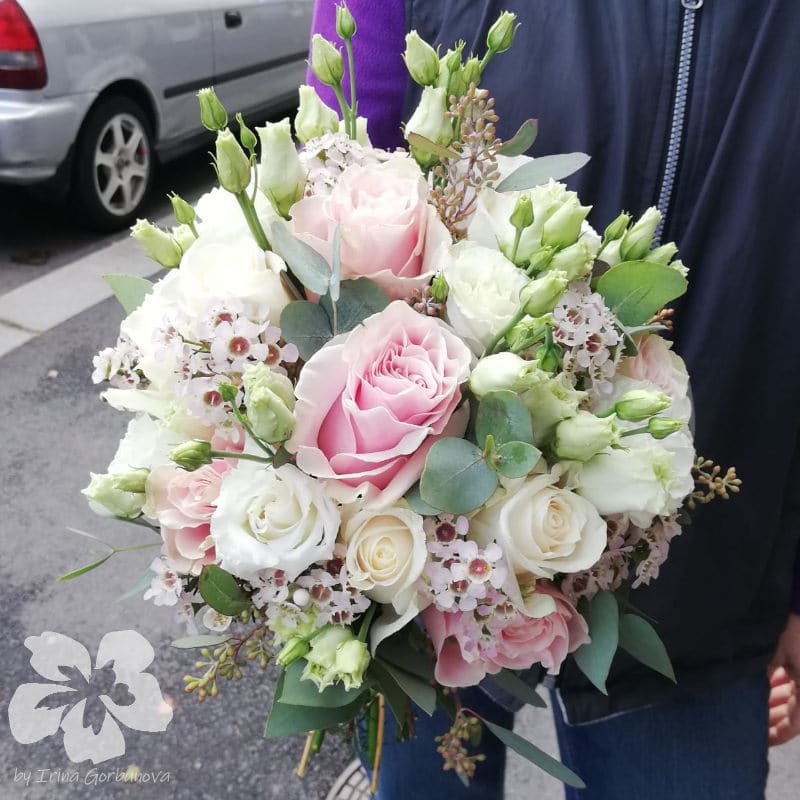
[0,184,797,799]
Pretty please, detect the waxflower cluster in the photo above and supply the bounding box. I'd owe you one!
[73,6,737,790]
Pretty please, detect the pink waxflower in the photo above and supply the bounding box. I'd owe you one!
[287,301,472,507]
[290,158,451,299]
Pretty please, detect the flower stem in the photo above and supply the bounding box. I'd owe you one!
[229,403,275,458]
[620,426,649,438]
[484,307,527,357]
[357,603,377,643]
[509,228,522,264]
[296,732,314,778]
[370,694,386,795]
[209,450,272,464]
[235,190,269,250]
[345,38,358,138]
[332,82,353,140]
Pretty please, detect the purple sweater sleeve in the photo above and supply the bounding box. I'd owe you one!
[307,0,407,150]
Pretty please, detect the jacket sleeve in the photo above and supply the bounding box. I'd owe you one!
[307,0,407,149]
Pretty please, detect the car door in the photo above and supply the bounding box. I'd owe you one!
[210,0,312,121]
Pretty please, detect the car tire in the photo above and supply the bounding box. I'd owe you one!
[71,95,155,232]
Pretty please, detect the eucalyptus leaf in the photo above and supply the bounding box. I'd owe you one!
[278,660,368,708]
[420,438,498,515]
[481,719,585,788]
[494,441,541,478]
[330,224,342,303]
[378,659,436,716]
[497,153,591,192]
[476,391,534,447]
[103,274,154,314]
[319,277,389,336]
[279,300,333,361]
[404,481,442,516]
[269,221,331,295]
[619,614,676,683]
[198,565,251,617]
[487,669,547,708]
[171,634,230,649]
[264,696,365,737]
[572,591,619,694]
[597,261,687,327]
[498,119,539,156]
[116,567,156,602]
[405,132,459,160]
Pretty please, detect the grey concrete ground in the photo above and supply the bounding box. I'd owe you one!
[0,200,797,799]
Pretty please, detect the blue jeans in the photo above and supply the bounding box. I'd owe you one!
[364,673,770,799]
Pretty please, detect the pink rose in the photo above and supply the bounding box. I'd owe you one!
[290,158,450,300]
[618,334,689,401]
[287,301,472,507]
[423,607,489,687]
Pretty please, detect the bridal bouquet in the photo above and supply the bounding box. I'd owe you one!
[73,7,739,789]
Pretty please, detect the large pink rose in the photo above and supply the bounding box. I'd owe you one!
[287,301,472,507]
[289,157,450,299]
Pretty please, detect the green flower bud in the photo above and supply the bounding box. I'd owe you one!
[171,224,195,253]
[338,115,371,145]
[334,638,370,691]
[647,417,683,439]
[486,11,519,54]
[197,87,228,131]
[301,626,354,692]
[440,41,465,75]
[295,84,340,143]
[130,219,183,268]
[111,468,149,494]
[461,56,481,88]
[470,352,543,397]
[536,340,562,373]
[403,31,439,86]
[620,207,661,261]
[405,85,452,166]
[647,242,678,265]
[214,129,252,194]
[82,472,144,519]
[541,198,591,249]
[170,440,213,472]
[168,193,196,227]
[505,314,550,354]
[526,246,556,275]
[275,636,311,668]
[430,272,449,303]
[257,118,306,218]
[310,34,344,87]
[235,112,258,153]
[519,270,569,317]
[242,363,296,444]
[602,211,631,244]
[335,3,356,40]
[510,194,534,232]
[553,411,620,461]
[547,241,594,281]
[614,389,671,422]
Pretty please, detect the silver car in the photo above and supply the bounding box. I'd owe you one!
[0,0,312,229]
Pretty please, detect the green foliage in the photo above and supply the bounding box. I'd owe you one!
[487,669,547,708]
[475,390,534,446]
[103,274,154,314]
[57,553,112,582]
[494,441,541,478]
[497,118,538,156]
[377,659,436,716]
[496,153,591,192]
[619,614,676,682]
[171,634,231,649]
[405,131,458,160]
[320,277,390,336]
[572,591,619,694]
[198,565,251,617]
[277,660,369,708]
[597,260,687,327]
[404,481,443,515]
[279,301,332,361]
[269,221,331,295]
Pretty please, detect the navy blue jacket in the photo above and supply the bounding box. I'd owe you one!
[406,0,800,723]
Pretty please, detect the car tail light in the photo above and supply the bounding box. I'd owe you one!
[0,0,47,89]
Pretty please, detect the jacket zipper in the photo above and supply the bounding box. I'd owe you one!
[655,0,704,242]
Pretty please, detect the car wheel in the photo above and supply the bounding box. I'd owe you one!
[72,96,154,232]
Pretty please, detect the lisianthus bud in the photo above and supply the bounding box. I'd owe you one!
[519,270,569,317]
[470,352,542,397]
[295,85,340,143]
[536,340,562,373]
[82,473,144,519]
[335,3,356,40]
[405,86,452,165]
[403,30,439,86]
[276,636,310,668]
[301,626,356,692]
[553,411,620,461]
[197,87,228,131]
[547,241,595,281]
[169,193,196,227]
[170,440,212,472]
[510,194,534,232]
[111,468,149,494]
[647,417,683,439]
[620,207,661,261]
[461,56,481,87]
[647,242,678,265]
[338,115,370,146]
[235,112,258,153]
[486,11,518,54]
[541,198,592,249]
[526,246,556,275]
[505,314,549,354]
[310,34,344,86]
[430,272,449,303]
[440,41,465,76]
[257,118,306,218]
[602,211,631,244]
[214,129,251,194]
[614,389,671,422]
[334,638,370,691]
[130,219,183,268]
[242,363,296,443]
[172,224,195,253]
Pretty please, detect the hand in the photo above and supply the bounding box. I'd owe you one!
[768,613,800,746]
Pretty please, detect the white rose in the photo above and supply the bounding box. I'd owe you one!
[194,186,279,246]
[570,432,695,528]
[443,240,528,355]
[343,506,427,615]
[470,468,607,580]
[211,462,340,580]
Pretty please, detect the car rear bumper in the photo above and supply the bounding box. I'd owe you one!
[0,91,96,184]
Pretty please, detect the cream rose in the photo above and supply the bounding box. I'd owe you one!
[470,469,607,581]
[211,462,340,580]
[343,506,427,615]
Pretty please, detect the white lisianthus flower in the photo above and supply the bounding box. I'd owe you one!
[570,432,695,528]
[342,506,427,615]
[443,241,528,354]
[521,373,587,446]
[470,468,607,581]
[469,352,542,397]
[211,462,340,580]
[194,186,278,246]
